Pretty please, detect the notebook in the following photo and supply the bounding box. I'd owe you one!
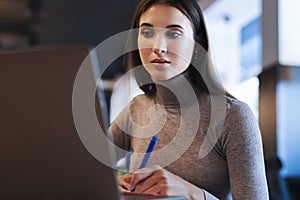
[0,45,186,200]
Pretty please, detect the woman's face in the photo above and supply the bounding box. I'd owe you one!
[138,4,195,81]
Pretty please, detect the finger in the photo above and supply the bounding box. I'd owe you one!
[129,172,152,191]
[129,165,161,190]
[118,174,134,189]
[122,174,134,183]
[143,183,168,196]
[135,172,165,193]
[118,185,129,192]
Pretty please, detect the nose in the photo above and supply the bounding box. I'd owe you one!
[153,35,167,53]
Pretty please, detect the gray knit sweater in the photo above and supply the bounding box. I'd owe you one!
[108,74,269,200]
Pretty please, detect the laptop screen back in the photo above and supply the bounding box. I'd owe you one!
[0,45,121,200]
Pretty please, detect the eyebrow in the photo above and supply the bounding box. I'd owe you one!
[140,23,185,30]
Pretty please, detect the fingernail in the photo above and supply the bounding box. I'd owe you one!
[124,176,132,182]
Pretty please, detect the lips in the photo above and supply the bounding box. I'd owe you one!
[151,58,170,64]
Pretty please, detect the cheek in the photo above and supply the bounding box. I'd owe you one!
[138,35,153,51]
[138,37,152,63]
[170,40,194,64]
[138,49,150,64]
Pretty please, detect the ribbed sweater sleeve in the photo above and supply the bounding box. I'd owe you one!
[220,100,269,199]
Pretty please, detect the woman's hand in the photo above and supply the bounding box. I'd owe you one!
[118,165,205,200]
[118,173,133,192]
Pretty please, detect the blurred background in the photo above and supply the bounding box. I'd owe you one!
[0,0,299,199]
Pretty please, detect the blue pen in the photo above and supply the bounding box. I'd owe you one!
[126,149,133,171]
[130,136,158,192]
[139,135,158,169]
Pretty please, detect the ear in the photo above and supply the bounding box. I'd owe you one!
[192,46,199,60]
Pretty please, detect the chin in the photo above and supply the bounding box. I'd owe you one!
[150,71,178,81]
[151,75,174,81]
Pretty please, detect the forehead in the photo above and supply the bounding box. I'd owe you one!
[139,4,193,29]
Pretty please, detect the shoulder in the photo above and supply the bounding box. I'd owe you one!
[111,93,153,123]
[225,96,253,117]
[197,92,254,121]
[221,96,261,143]
[224,96,258,132]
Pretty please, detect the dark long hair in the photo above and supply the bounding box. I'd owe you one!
[126,0,225,96]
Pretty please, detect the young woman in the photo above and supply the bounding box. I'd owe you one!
[108,0,269,199]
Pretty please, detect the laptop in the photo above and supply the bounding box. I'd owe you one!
[0,45,186,200]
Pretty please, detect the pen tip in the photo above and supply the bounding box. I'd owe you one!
[152,135,158,141]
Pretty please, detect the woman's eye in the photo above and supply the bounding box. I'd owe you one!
[141,29,154,38]
[166,30,181,39]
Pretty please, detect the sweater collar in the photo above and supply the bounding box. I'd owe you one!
[154,71,201,106]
